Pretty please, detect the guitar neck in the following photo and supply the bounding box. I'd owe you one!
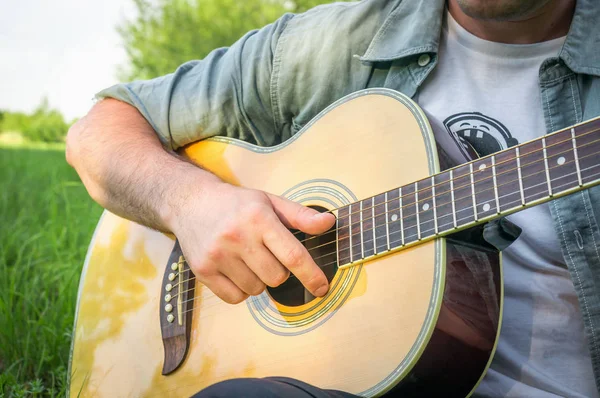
[336,117,600,269]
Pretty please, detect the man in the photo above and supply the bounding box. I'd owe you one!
[66,0,600,396]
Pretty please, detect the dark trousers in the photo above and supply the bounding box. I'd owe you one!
[192,377,361,398]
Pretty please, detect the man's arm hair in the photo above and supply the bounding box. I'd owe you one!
[68,15,299,228]
[66,97,333,303]
[66,98,220,232]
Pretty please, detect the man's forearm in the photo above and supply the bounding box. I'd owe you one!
[66,98,221,232]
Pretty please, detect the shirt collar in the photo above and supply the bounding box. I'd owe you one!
[560,0,600,76]
[358,0,445,63]
[358,0,600,77]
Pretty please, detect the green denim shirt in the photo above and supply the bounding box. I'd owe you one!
[98,0,600,388]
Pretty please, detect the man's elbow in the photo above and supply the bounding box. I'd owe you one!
[64,114,109,207]
[65,117,84,169]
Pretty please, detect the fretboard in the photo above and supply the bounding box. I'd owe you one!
[336,117,600,268]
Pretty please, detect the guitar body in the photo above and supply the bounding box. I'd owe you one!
[68,89,502,397]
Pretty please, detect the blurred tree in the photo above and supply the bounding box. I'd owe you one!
[22,98,69,142]
[118,0,341,81]
[0,98,69,143]
[0,111,31,134]
[286,0,341,12]
[23,99,70,143]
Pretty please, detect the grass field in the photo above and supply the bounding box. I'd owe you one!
[0,142,103,396]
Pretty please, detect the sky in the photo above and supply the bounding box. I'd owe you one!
[0,0,136,120]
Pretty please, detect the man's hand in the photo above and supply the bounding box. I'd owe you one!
[172,182,336,304]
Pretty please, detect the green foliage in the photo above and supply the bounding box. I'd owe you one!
[287,0,340,12]
[0,144,103,396]
[23,99,70,143]
[0,111,32,135]
[118,0,340,81]
[0,99,70,143]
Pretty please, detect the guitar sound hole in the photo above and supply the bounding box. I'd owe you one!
[267,206,338,307]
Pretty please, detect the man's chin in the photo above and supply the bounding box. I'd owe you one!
[452,0,552,21]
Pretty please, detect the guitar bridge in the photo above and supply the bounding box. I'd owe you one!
[159,240,195,375]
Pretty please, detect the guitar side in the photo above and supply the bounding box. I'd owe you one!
[68,89,502,397]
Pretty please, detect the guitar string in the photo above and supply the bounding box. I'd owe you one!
[169,145,600,299]
[169,159,599,303]
[174,157,600,303]
[289,136,600,252]
[171,144,595,296]
[169,162,600,317]
[172,168,600,315]
[294,128,600,242]
[168,131,600,278]
[178,166,600,316]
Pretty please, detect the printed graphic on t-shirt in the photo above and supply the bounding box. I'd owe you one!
[443,112,519,157]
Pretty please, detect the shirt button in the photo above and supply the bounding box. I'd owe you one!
[418,54,431,67]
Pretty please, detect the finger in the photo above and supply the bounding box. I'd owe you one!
[268,194,335,235]
[220,258,266,296]
[262,219,329,297]
[200,273,249,305]
[242,246,290,288]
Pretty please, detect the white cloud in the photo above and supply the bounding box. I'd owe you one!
[0,0,136,120]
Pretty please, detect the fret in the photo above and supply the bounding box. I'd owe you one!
[399,187,405,246]
[401,184,418,245]
[472,158,497,218]
[450,170,457,228]
[361,199,375,258]
[349,202,362,263]
[542,137,552,196]
[495,147,522,213]
[573,121,600,184]
[546,128,579,195]
[414,182,421,240]
[516,147,525,205]
[469,163,478,221]
[414,178,435,238]
[571,127,583,186]
[433,171,454,233]
[431,176,438,235]
[519,139,548,204]
[491,155,500,213]
[384,192,390,250]
[336,206,351,265]
[451,164,476,227]
[374,194,388,253]
[386,189,402,249]
[371,197,377,255]
[348,203,353,262]
[359,201,365,258]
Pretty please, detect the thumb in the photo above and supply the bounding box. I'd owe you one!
[267,194,336,235]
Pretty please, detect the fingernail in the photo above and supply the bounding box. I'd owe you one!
[314,213,333,222]
[315,284,329,297]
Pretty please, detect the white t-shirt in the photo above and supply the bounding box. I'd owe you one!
[416,12,598,397]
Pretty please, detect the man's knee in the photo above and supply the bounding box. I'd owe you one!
[192,377,356,398]
[192,377,296,398]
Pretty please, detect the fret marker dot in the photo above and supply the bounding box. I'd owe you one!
[422,203,430,211]
[391,214,398,222]
[483,203,491,212]
[479,164,486,171]
[557,156,566,165]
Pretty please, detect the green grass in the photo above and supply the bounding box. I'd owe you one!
[0,143,103,397]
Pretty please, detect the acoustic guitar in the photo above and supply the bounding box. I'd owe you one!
[68,89,600,397]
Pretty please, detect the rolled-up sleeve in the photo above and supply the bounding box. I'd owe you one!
[96,13,294,150]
